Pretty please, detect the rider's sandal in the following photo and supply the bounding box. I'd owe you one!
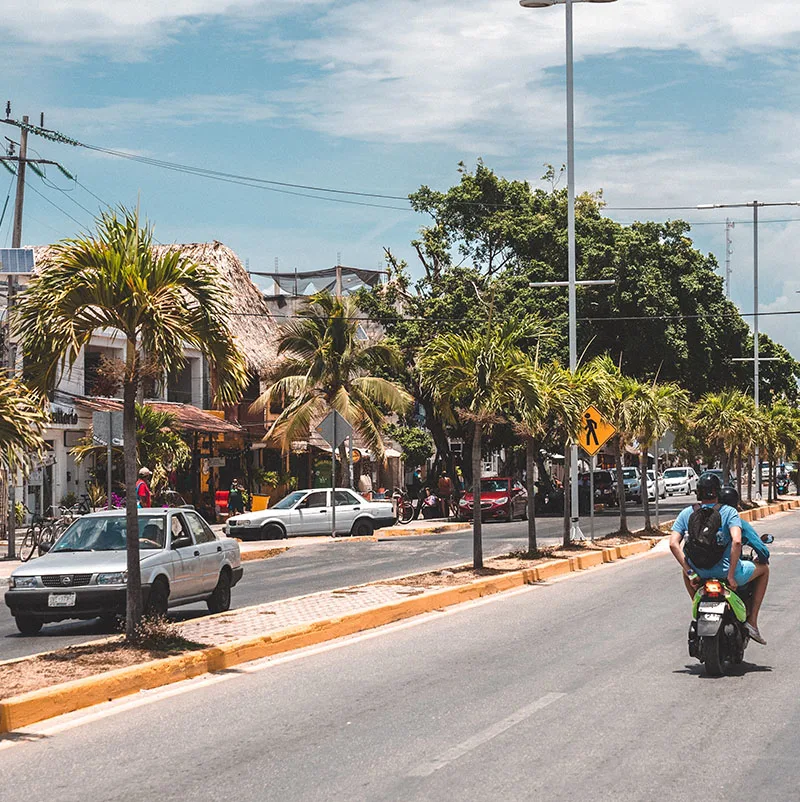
[745,622,767,645]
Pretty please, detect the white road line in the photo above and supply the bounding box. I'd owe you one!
[407,693,566,778]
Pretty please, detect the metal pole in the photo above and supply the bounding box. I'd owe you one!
[348,433,354,490]
[107,411,113,511]
[331,414,337,538]
[654,439,660,528]
[753,202,761,499]
[565,0,581,542]
[589,454,595,541]
[11,116,28,249]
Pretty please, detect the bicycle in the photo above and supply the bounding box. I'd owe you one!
[19,505,52,562]
[391,488,416,524]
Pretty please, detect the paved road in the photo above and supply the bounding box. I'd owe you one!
[0,496,690,660]
[0,507,794,800]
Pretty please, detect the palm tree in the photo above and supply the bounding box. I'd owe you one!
[14,207,247,638]
[255,292,412,485]
[72,404,191,501]
[514,361,584,553]
[627,381,689,531]
[692,390,753,485]
[419,319,543,568]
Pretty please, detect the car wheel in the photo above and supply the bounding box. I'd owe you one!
[144,577,169,618]
[14,615,42,635]
[261,523,286,541]
[207,569,232,614]
[351,518,375,537]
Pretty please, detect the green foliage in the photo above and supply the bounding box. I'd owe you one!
[385,424,434,469]
[60,491,78,508]
[0,372,47,474]
[254,469,281,488]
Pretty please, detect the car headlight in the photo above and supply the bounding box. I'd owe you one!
[493,496,509,505]
[459,499,469,506]
[11,575,37,589]
[228,519,238,526]
[96,571,127,586]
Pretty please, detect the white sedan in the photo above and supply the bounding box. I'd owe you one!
[225,488,396,540]
[646,470,666,501]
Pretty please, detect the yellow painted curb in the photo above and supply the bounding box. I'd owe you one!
[0,536,659,734]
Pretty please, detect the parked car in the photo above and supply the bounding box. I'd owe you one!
[621,467,642,503]
[5,508,242,635]
[646,470,666,501]
[225,488,395,540]
[459,477,527,522]
[588,470,616,505]
[699,469,735,487]
[663,466,697,496]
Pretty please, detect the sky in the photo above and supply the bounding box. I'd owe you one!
[3,0,800,357]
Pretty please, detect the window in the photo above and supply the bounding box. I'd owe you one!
[170,514,193,544]
[335,490,360,506]
[302,491,328,508]
[167,363,193,404]
[184,510,216,544]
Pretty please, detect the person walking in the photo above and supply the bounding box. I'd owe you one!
[438,472,453,518]
[228,478,245,516]
[136,467,152,508]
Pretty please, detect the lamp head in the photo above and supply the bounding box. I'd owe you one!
[520,0,556,6]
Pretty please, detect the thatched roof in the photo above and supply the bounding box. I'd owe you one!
[31,241,278,376]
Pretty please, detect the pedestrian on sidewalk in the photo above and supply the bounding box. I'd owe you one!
[438,472,453,518]
[136,468,152,508]
[228,479,245,516]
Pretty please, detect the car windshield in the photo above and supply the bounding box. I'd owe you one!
[594,471,612,483]
[272,491,307,510]
[647,471,655,480]
[50,515,167,552]
[622,469,637,479]
[664,469,687,479]
[480,479,509,493]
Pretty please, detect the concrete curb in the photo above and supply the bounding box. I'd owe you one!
[0,538,655,734]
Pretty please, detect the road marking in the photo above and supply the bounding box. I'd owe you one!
[407,693,566,778]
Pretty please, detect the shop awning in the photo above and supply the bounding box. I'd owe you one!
[75,397,244,435]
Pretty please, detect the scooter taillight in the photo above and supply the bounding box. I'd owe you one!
[704,580,723,597]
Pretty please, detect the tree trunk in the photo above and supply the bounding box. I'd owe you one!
[124,340,142,640]
[526,438,537,554]
[562,444,571,548]
[747,453,753,504]
[640,448,652,531]
[721,449,730,486]
[337,442,351,488]
[614,438,628,534]
[735,447,743,498]
[471,422,483,570]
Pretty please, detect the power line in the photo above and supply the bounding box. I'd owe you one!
[22,175,87,229]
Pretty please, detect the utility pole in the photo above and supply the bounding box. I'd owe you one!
[11,115,28,248]
[335,252,342,299]
[724,218,735,299]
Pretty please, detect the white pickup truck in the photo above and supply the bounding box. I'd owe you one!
[5,508,243,635]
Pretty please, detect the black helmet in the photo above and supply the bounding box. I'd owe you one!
[719,485,740,509]
[697,473,721,501]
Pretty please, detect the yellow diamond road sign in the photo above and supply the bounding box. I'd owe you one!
[580,405,617,456]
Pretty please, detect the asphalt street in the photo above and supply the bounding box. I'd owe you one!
[0,496,691,660]
[0,507,795,801]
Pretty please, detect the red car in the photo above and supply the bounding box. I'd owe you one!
[458,477,528,522]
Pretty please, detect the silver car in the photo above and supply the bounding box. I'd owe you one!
[226,487,396,540]
[5,508,243,635]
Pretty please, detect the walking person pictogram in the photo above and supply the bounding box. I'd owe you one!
[584,412,599,447]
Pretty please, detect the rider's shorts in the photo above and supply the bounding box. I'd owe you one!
[694,558,756,586]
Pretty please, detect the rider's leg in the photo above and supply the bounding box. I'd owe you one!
[745,563,770,628]
[681,571,696,600]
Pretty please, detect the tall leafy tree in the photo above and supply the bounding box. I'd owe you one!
[255,292,412,485]
[15,207,247,638]
[419,319,543,568]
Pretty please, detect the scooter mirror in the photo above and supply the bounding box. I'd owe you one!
[761,534,774,544]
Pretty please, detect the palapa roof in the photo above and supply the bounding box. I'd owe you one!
[31,241,278,377]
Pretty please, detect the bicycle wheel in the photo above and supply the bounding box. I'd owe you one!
[19,526,37,562]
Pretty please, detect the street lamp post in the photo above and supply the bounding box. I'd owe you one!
[521,0,618,541]
[697,200,800,499]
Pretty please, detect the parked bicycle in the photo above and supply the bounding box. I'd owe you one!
[19,505,58,562]
[392,488,415,524]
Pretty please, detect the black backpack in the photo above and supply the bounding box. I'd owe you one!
[684,504,726,569]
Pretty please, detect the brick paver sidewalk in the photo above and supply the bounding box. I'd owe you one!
[182,581,439,646]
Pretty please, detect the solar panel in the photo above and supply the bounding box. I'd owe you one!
[0,248,35,274]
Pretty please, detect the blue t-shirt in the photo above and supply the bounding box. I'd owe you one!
[672,503,743,574]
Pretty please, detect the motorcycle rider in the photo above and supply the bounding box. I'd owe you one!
[776,463,789,494]
[669,473,769,645]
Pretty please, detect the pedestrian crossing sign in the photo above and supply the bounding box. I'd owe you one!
[580,405,617,456]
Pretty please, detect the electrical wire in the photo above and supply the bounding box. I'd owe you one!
[22,176,87,229]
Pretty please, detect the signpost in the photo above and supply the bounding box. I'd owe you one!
[315,411,352,537]
[93,411,123,510]
[579,406,617,541]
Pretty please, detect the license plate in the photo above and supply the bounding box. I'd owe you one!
[698,602,726,614]
[48,592,76,607]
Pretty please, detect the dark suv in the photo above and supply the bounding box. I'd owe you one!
[590,470,617,505]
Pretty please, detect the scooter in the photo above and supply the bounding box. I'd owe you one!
[776,475,790,495]
[688,533,773,677]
